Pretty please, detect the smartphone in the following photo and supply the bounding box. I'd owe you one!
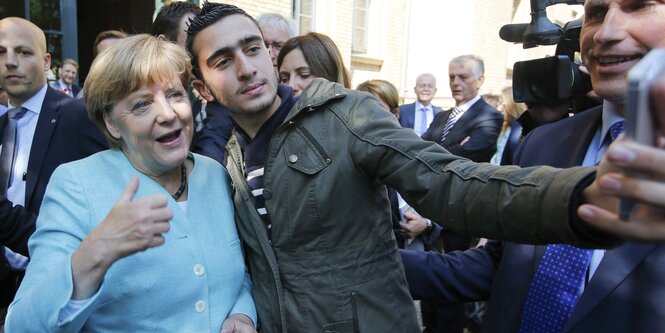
[620,48,665,220]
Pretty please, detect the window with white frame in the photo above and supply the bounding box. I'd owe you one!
[352,0,369,53]
[294,0,314,34]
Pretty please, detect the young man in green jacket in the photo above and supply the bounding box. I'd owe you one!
[187,3,665,332]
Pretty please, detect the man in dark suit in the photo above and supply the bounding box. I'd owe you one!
[0,17,106,315]
[402,2,665,332]
[399,73,443,136]
[416,55,502,333]
[404,107,665,332]
[422,55,503,163]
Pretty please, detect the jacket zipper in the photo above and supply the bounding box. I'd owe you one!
[297,124,332,163]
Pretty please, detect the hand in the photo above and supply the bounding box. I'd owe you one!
[579,138,665,241]
[221,314,256,333]
[460,136,471,145]
[578,75,665,241]
[399,211,429,239]
[88,176,172,261]
[71,176,172,299]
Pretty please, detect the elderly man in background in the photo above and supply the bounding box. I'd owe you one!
[399,73,443,136]
[257,13,297,71]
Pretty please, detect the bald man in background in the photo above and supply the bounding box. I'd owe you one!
[0,18,106,325]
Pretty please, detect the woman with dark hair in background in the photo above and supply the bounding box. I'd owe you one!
[277,32,351,95]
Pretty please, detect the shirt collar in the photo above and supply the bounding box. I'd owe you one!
[415,101,432,112]
[456,94,481,112]
[600,100,625,142]
[7,84,48,116]
[57,79,71,90]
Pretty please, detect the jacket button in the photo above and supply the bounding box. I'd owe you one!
[324,158,332,165]
[263,188,273,200]
[288,154,298,163]
[194,264,205,276]
[195,300,206,312]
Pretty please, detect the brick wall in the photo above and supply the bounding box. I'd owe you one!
[204,0,582,106]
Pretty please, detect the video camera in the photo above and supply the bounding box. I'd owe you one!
[500,0,592,104]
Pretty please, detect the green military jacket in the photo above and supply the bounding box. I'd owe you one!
[225,79,612,333]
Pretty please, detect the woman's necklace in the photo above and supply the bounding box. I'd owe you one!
[172,163,187,201]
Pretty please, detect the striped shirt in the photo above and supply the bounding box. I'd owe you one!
[234,85,296,241]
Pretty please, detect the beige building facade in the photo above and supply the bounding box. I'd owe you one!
[206,0,583,108]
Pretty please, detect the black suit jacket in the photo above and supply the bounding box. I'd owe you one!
[191,101,234,164]
[421,97,502,162]
[498,120,522,165]
[70,84,82,98]
[0,87,107,306]
[403,106,665,333]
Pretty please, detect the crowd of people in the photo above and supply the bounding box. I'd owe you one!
[2,1,665,332]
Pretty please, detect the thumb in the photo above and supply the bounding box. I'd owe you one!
[117,175,139,204]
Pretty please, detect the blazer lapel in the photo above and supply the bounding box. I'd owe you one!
[0,115,7,141]
[563,243,657,332]
[25,88,63,206]
[561,107,603,166]
[444,99,484,141]
[456,99,484,124]
[408,103,417,129]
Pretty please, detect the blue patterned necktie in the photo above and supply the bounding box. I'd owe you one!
[518,120,625,333]
[608,120,624,143]
[440,107,463,144]
[0,107,28,194]
[518,244,593,333]
[419,107,428,135]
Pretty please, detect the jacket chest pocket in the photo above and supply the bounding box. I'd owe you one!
[283,125,332,175]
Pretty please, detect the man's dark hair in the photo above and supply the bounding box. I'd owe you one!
[151,1,200,42]
[186,1,260,79]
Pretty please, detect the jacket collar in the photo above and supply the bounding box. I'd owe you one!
[560,106,603,166]
[25,87,65,207]
[287,79,346,123]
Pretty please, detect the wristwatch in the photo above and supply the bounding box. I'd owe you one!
[426,219,433,232]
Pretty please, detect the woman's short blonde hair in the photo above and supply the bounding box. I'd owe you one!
[500,86,527,121]
[84,34,192,149]
[356,79,400,116]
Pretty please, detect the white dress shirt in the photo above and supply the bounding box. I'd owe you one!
[580,100,624,287]
[452,94,481,120]
[2,84,47,268]
[55,79,74,97]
